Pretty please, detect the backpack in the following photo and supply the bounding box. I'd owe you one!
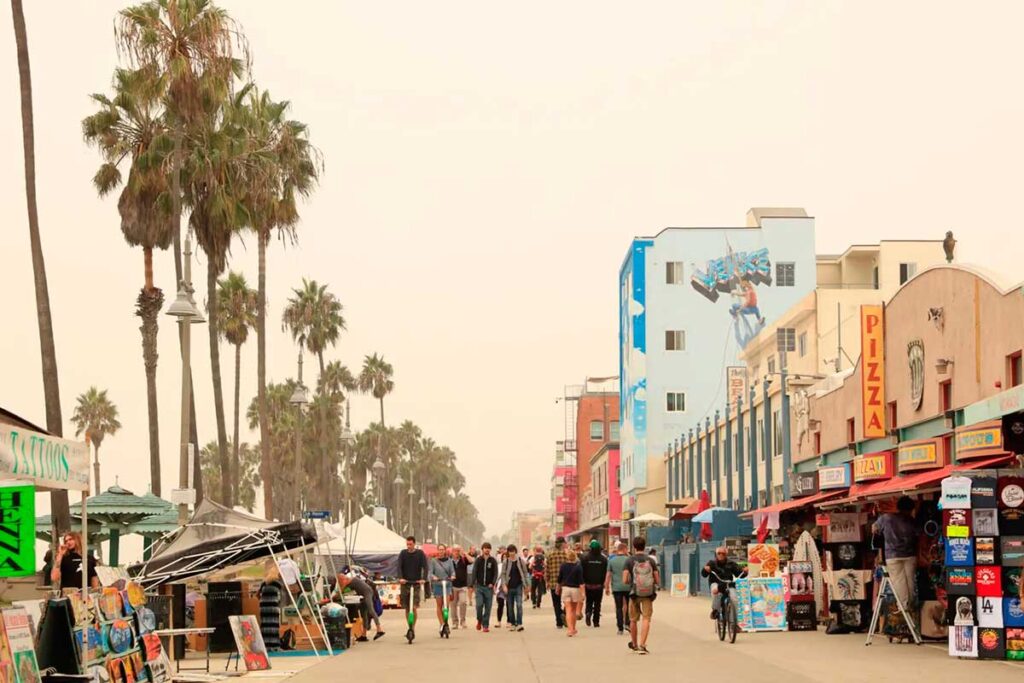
[372,590,384,617]
[633,559,655,598]
[531,555,545,580]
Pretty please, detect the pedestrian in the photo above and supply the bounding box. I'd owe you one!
[429,544,456,637]
[502,545,529,632]
[472,542,499,632]
[544,536,570,629]
[398,536,428,625]
[466,546,478,608]
[337,573,385,641]
[495,547,507,627]
[623,536,659,655]
[701,546,746,621]
[558,549,583,637]
[50,532,99,591]
[871,495,919,608]
[572,543,585,620]
[451,545,471,629]
[528,545,546,609]
[605,541,631,635]
[581,539,608,627]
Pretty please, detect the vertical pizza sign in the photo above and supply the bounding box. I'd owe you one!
[860,305,886,439]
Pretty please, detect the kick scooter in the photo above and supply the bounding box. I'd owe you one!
[440,579,452,639]
[405,580,425,644]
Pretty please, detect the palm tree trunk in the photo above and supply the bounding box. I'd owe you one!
[93,444,101,496]
[208,262,231,508]
[257,232,273,519]
[137,286,163,495]
[11,0,69,533]
[232,342,242,510]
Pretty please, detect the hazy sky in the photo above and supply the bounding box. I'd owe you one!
[2,2,1023,547]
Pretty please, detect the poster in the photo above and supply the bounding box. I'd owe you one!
[735,577,786,632]
[747,544,780,577]
[0,486,34,578]
[2,609,40,683]
[949,625,979,658]
[788,562,814,602]
[228,615,270,671]
[0,615,12,683]
[826,513,860,543]
[670,573,689,597]
[826,569,870,601]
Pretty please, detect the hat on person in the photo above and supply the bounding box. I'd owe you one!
[590,540,601,550]
[555,536,566,545]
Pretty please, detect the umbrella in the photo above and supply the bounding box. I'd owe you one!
[690,507,731,524]
[697,490,713,541]
[631,512,670,524]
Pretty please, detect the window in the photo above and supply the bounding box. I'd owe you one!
[757,419,765,462]
[777,328,796,353]
[899,262,918,285]
[767,356,776,375]
[773,410,783,458]
[847,417,856,444]
[610,421,620,441]
[872,266,879,289]
[589,420,604,441]
[776,262,795,287]
[667,392,686,412]
[666,261,684,284]
[665,330,686,351]
[1008,352,1023,388]
[773,485,784,502]
[814,432,821,455]
[887,401,898,433]
[940,380,953,413]
[798,332,808,358]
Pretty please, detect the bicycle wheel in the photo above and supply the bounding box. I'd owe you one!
[727,601,738,644]
[717,604,727,641]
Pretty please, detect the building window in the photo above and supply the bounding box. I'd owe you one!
[814,432,821,455]
[590,420,604,441]
[1008,351,1023,388]
[666,261,684,284]
[667,392,686,412]
[887,401,898,433]
[773,410,783,458]
[757,419,765,462]
[610,421,620,441]
[940,380,953,413]
[778,328,796,354]
[899,262,918,285]
[665,330,686,351]
[773,485,784,502]
[847,417,856,444]
[798,332,807,358]
[776,262,795,287]
[767,357,776,375]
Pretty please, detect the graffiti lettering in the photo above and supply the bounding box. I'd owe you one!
[691,248,772,302]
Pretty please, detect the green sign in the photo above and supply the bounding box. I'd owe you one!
[0,485,35,578]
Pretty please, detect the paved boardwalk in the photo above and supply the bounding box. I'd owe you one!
[289,596,1024,682]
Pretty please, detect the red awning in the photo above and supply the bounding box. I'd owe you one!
[740,489,849,519]
[673,499,704,517]
[820,454,1014,508]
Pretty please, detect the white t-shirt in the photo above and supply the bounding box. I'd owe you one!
[278,558,301,586]
[940,476,972,510]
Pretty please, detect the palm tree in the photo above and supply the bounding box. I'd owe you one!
[319,361,357,512]
[83,66,174,496]
[217,272,256,507]
[200,439,261,512]
[238,88,320,520]
[12,0,70,532]
[281,279,345,377]
[359,354,394,523]
[70,388,122,495]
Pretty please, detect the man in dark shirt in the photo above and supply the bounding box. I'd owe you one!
[397,536,428,622]
[871,496,919,607]
[701,546,747,620]
[528,546,546,609]
[471,542,499,632]
[451,545,471,629]
[581,540,609,627]
[544,537,570,628]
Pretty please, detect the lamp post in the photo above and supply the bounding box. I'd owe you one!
[340,403,355,523]
[393,472,405,532]
[289,351,309,520]
[407,478,416,536]
[372,458,386,509]
[166,237,205,525]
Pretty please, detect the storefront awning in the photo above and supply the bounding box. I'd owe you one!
[739,489,848,519]
[665,497,697,509]
[671,499,704,517]
[819,454,1014,508]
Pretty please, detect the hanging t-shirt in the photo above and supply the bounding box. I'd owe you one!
[948,625,979,658]
[968,471,998,508]
[978,627,1006,660]
[976,537,998,565]
[945,537,975,566]
[1001,536,1024,567]
[998,473,1024,509]
[828,543,863,570]
[1006,628,1024,660]
[1004,597,1024,628]
[973,509,999,537]
[940,476,972,510]
[945,567,975,595]
[943,509,972,538]
[999,508,1024,535]
[1002,567,1022,598]
[977,596,1003,628]
[947,595,978,626]
[975,566,1002,597]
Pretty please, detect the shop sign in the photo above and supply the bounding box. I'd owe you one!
[815,513,830,527]
[859,305,886,438]
[818,463,851,490]
[727,367,747,410]
[964,382,1024,426]
[789,471,818,498]
[0,425,89,492]
[0,485,34,578]
[907,339,925,411]
[956,422,1004,460]
[852,451,894,482]
[621,510,634,521]
[897,439,943,472]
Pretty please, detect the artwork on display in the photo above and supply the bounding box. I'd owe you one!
[670,573,690,597]
[107,619,135,654]
[826,513,861,543]
[977,627,1005,660]
[945,537,975,566]
[75,623,104,663]
[1001,537,1024,566]
[125,583,147,609]
[0,486,35,579]
[87,665,110,683]
[1005,597,1024,628]
[976,566,1002,597]
[826,569,870,601]
[973,509,999,537]
[228,615,271,671]
[0,616,12,683]
[2,609,40,683]
[830,543,862,570]
[832,600,868,630]
[977,597,1003,628]
[735,578,786,631]
[746,544,780,577]
[135,607,156,635]
[146,655,170,683]
[976,537,998,565]
[944,508,972,531]
[1008,627,1024,661]
[99,589,122,621]
[949,625,979,658]
[787,562,814,601]
[141,634,163,663]
[95,567,130,588]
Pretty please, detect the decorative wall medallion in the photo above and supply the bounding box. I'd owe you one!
[908,339,925,411]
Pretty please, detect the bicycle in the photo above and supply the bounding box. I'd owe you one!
[708,570,740,644]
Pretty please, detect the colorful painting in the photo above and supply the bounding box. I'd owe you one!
[0,616,11,683]
[691,247,772,347]
[228,615,271,671]
[135,607,156,635]
[747,544,780,577]
[670,573,690,597]
[126,582,147,608]
[108,619,134,654]
[99,589,122,621]
[735,577,786,632]
[2,609,40,683]
[76,623,104,662]
[140,634,162,663]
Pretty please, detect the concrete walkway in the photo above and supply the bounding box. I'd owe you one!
[288,596,1024,682]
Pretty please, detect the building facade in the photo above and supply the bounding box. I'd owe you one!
[574,379,619,536]
[551,442,578,537]
[619,208,818,521]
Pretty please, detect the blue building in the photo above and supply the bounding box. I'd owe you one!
[618,208,818,521]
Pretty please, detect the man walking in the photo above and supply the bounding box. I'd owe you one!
[544,536,570,629]
[623,536,659,655]
[581,540,608,627]
[501,545,529,631]
[528,545,546,608]
[471,542,499,632]
[398,536,428,626]
[451,545,471,629]
[605,541,631,635]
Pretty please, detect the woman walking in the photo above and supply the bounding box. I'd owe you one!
[558,549,583,636]
[495,547,508,627]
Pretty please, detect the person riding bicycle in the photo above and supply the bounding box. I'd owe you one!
[701,546,747,620]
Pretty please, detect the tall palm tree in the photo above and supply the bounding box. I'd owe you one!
[319,361,357,512]
[359,354,394,522]
[281,279,345,377]
[70,388,122,495]
[217,272,256,508]
[238,88,320,520]
[83,66,174,496]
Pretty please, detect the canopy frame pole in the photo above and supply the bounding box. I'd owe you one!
[81,488,88,673]
[267,543,322,659]
[294,536,334,656]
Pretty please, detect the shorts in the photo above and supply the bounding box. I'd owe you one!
[629,596,654,621]
[432,582,452,599]
[400,583,421,610]
[561,587,582,604]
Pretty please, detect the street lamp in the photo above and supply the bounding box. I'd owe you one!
[393,473,405,532]
[289,350,309,520]
[372,458,386,505]
[407,480,416,536]
[167,237,205,525]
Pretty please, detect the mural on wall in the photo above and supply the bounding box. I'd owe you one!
[690,244,772,348]
[620,240,653,501]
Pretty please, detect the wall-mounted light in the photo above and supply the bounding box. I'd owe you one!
[935,358,954,374]
[809,419,822,432]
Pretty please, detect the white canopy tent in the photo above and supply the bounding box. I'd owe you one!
[317,515,407,577]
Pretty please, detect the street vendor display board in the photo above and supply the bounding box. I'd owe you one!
[228,616,271,671]
[747,543,780,577]
[378,581,401,607]
[736,577,787,632]
[0,485,34,578]
[2,607,41,683]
